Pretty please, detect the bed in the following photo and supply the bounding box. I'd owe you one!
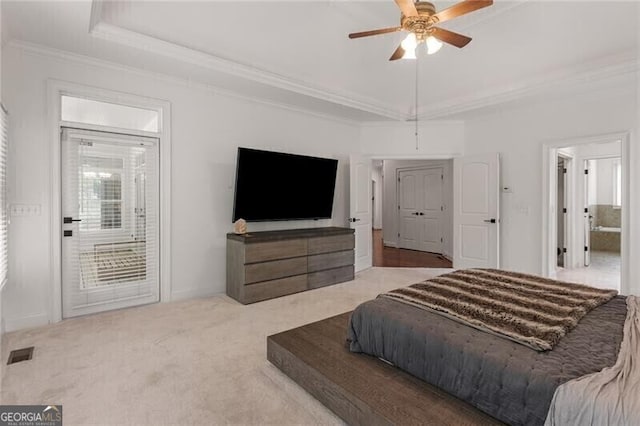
[347,269,628,426]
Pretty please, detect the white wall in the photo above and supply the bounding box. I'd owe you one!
[593,158,618,205]
[360,121,464,157]
[1,44,361,331]
[573,141,622,206]
[464,83,637,289]
[381,159,454,259]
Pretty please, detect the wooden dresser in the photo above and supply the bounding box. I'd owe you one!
[226,227,355,304]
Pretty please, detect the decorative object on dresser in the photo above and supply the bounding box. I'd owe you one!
[226,227,355,304]
[233,218,247,235]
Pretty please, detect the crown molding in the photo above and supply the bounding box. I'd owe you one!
[360,119,464,128]
[89,6,408,121]
[6,40,365,127]
[418,51,639,120]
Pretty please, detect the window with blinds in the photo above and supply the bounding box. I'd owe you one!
[0,106,8,288]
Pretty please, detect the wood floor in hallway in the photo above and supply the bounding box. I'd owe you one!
[373,230,453,268]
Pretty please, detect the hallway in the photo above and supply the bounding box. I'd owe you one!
[372,230,453,268]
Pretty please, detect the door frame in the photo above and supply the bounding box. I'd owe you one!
[542,132,630,294]
[368,155,454,262]
[396,165,445,254]
[555,152,573,269]
[48,80,172,323]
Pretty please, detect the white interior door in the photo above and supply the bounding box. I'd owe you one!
[419,168,444,253]
[349,155,372,272]
[398,169,420,250]
[61,128,160,318]
[453,154,500,269]
[398,168,444,253]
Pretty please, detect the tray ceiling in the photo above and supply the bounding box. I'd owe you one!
[3,1,638,122]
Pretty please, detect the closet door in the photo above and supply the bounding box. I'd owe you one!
[398,169,421,251]
[418,168,443,253]
[399,168,444,254]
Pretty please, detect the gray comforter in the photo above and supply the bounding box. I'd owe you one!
[545,295,640,425]
[348,295,627,426]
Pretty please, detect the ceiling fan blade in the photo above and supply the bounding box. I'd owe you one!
[349,27,401,39]
[432,0,493,24]
[432,27,472,48]
[394,0,419,17]
[389,44,406,61]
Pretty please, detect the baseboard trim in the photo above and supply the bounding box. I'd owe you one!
[170,287,220,302]
[4,312,50,333]
[383,240,398,248]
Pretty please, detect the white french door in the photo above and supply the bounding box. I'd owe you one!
[453,154,500,269]
[61,128,160,318]
[398,167,444,253]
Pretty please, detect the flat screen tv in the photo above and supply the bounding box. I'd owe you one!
[232,148,339,222]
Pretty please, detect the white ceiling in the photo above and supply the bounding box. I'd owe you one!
[3,1,639,122]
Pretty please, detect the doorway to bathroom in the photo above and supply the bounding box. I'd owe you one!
[545,137,624,292]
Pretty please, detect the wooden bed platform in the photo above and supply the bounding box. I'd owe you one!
[267,312,504,426]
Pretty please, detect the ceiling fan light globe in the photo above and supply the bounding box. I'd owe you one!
[401,32,418,51]
[401,48,417,60]
[426,36,443,54]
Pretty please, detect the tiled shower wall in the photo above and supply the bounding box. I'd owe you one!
[589,204,621,252]
[590,204,621,228]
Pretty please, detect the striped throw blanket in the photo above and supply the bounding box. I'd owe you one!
[380,269,618,351]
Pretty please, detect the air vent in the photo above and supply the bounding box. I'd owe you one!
[7,347,34,365]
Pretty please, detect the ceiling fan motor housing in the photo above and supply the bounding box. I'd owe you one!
[401,2,438,41]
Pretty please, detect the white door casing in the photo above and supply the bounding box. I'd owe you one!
[349,155,372,272]
[453,154,500,269]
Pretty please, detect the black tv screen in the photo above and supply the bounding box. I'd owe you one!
[232,148,339,222]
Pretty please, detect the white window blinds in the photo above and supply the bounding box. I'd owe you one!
[0,106,8,288]
[61,128,160,317]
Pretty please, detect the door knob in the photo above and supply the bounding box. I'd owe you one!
[484,218,497,224]
[349,218,361,222]
[63,217,82,224]
[418,212,425,216]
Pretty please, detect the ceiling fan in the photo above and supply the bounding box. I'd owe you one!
[349,0,493,61]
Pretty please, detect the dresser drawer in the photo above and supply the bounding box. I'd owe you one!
[245,257,307,284]
[243,275,307,304]
[307,250,354,273]
[307,234,354,255]
[308,265,354,289]
[244,239,307,263]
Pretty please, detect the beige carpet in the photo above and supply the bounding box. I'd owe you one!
[0,267,451,425]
